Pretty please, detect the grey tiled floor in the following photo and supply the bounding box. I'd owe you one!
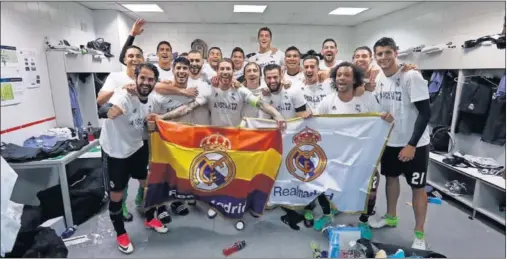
[67,179,506,258]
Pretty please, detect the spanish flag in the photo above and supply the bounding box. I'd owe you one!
[146,120,283,219]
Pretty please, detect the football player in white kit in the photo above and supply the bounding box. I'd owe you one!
[368,37,431,250]
[152,58,286,129]
[100,63,170,254]
[283,46,305,86]
[241,62,269,118]
[319,38,343,71]
[231,47,247,80]
[300,55,334,113]
[316,61,394,237]
[260,64,309,120]
[249,27,285,70]
[151,56,211,216]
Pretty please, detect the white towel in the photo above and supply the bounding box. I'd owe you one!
[422,45,445,54]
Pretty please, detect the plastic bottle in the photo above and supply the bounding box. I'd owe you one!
[87,122,95,141]
[222,240,246,257]
[328,230,340,258]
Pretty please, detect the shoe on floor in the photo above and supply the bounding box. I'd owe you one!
[145,218,169,233]
[358,222,372,240]
[368,215,398,229]
[314,214,333,231]
[303,210,314,228]
[157,206,172,224]
[411,237,427,250]
[117,233,134,254]
[170,201,189,216]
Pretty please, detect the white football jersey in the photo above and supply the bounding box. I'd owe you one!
[100,72,134,92]
[241,85,268,118]
[260,85,307,120]
[154,63,174,81]
[249,50,284,71]
[318,91,381,115]
[100,89,159,158]
[301,79,334,114]
[200,86,259,127]
[375,69,430,147]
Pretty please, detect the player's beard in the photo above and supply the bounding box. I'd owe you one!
[219,73,233,85]
[324,53,335,62]
[189,64,202,76]
[269,81,282,93]
[137,83,154,97]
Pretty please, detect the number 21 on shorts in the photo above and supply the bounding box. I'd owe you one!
[411,172,426,186]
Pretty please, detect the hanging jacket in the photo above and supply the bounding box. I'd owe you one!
[429,71,457,127]
[482,94,506,145]
[457,77,495,134]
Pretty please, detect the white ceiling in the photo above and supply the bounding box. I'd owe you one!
[79,1,421,26]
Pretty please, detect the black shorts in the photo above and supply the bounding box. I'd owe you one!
[102,140,149,192]
[380,145,429,188]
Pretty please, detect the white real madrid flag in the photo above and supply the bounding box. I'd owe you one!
[241,115,392,213]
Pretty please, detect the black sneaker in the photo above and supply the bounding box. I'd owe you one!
[170,201,189,216]
[157,206,172,224]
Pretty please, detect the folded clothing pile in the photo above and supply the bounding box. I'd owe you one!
[1,127,90,163]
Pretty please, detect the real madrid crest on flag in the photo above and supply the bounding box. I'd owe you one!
[190,133,236,192]
[286,126,327,182]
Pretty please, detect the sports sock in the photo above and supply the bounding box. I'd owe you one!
[157,205,167,215]
[145,207,156,221]
[317,194,331,215]
[109,200,126,236]
[415,231,425,239]
[359,214,369,223]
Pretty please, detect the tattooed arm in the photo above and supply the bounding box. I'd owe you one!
[157,101,202,121]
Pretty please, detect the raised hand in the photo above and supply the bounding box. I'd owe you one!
[131,18,146,36]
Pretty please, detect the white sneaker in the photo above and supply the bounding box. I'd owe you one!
[411,237,427,250]
[368,215,397,229]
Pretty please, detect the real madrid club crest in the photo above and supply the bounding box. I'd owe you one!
[189,133,236,192]
[286,127,327,182]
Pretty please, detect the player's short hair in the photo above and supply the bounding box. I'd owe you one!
[353,46,373,58]
[173,56,190,67]
[263,63,282,76]
[373,37,398,53]
[156,41,172,52]
[285,46,301,57]
[258,27,272,38]
[322,38,337,48]
[231,47,245,58]
[135,62,159,82]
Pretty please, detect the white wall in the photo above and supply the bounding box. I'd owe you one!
[0,2,96,145]
[132,23,354,61]
[352,2,505,52]
[92,10,134,72]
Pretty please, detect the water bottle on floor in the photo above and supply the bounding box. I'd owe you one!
[328,230,340,258]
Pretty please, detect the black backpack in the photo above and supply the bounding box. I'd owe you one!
[36,167,107,226]
[430,126,451,153]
